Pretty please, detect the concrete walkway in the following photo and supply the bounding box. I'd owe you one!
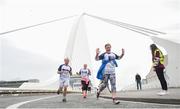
[100,88,180,105]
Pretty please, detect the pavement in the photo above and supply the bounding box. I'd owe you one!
[1,93,180,108]
[100,88,180,105]
[0,88,180,108]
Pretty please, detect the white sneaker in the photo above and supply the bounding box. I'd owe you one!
[157,90,168,96]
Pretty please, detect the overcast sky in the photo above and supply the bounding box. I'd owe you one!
[0,0,179,41]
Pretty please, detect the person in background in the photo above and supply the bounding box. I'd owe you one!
[57,58,72,102]
[150,44,168,96]
[135,73,142,90]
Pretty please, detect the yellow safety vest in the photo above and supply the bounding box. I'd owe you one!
[154,49,164,65]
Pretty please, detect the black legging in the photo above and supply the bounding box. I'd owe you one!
[155,67,168,90]
[81,80,89,91]
[136,81,142,90]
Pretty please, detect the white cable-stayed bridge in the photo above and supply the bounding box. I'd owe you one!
[0,13,179,92]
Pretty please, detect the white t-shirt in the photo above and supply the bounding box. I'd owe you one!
[98,52,119,74]
[79,68,91,79]
[58,64,72,78]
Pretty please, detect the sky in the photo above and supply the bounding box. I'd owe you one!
[0,0,179,42]
[0,0,179,90]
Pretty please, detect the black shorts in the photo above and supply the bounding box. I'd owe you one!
[81,80,89,91]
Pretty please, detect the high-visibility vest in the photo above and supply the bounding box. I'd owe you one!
[154,49,164,65]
